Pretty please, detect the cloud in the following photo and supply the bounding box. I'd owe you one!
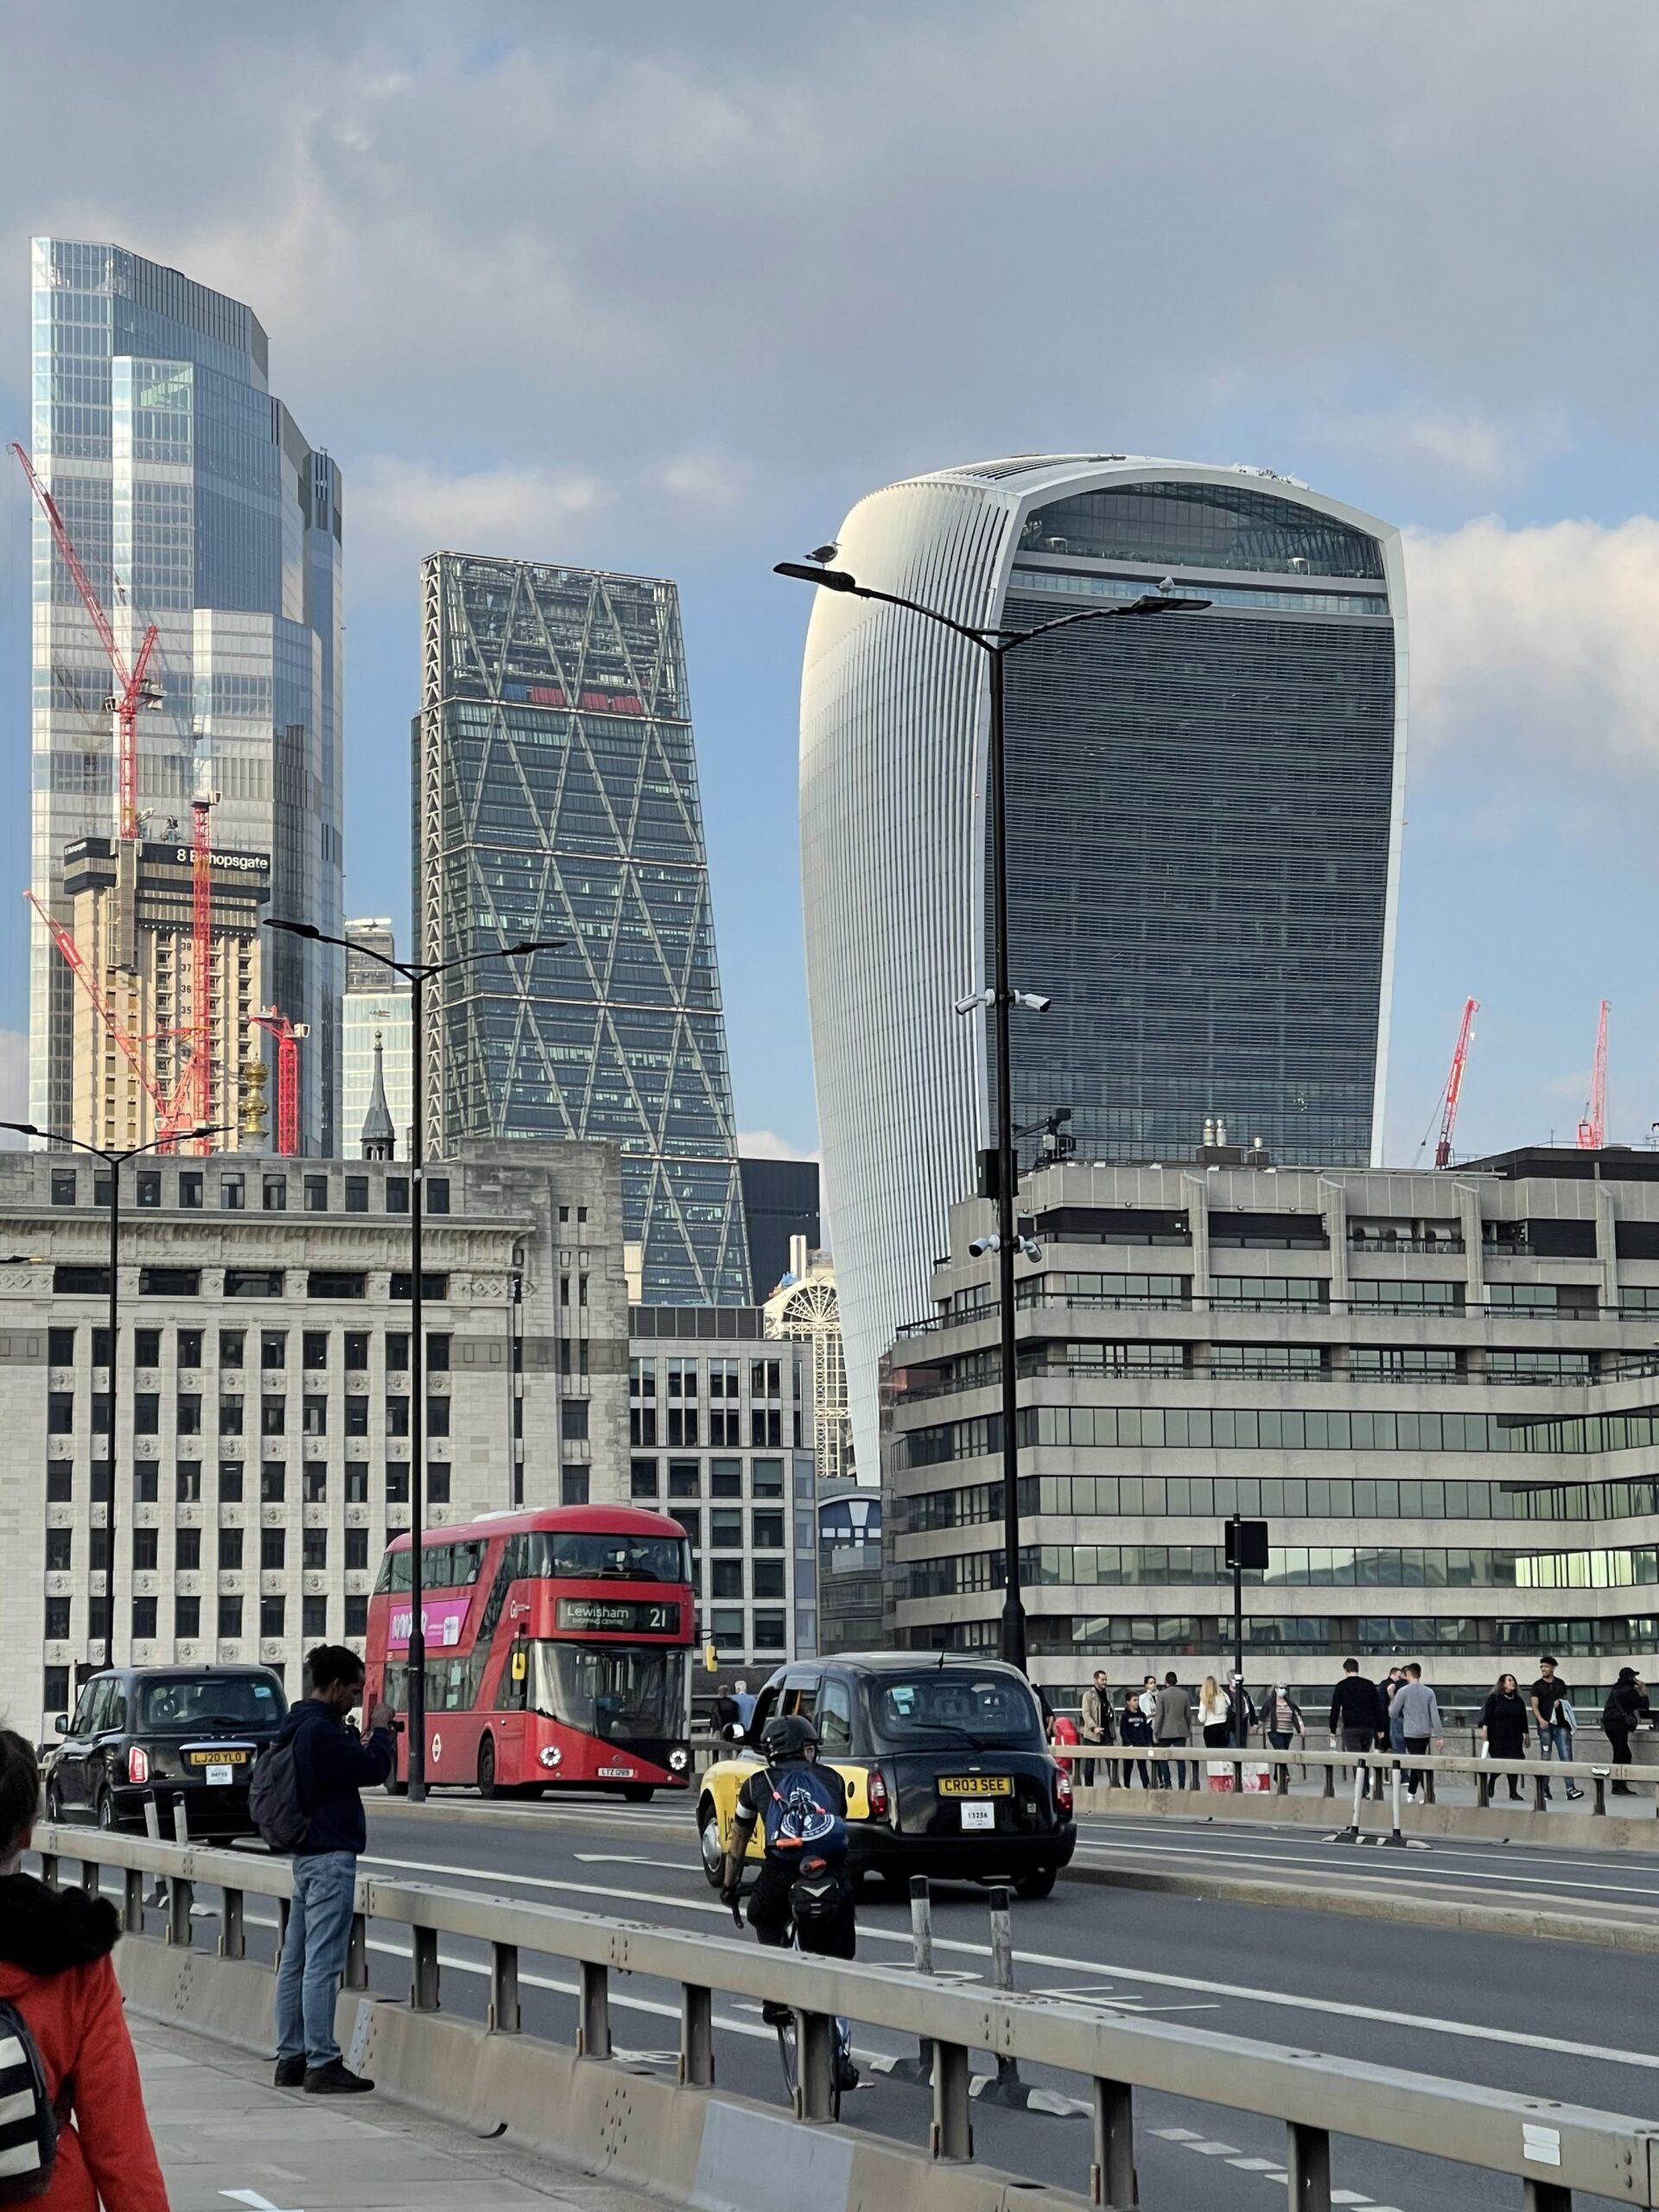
[1405,516,1659,775]
[1309,405,1568,488]
[350,458,613,592]
[0,1032,24,1146]
[737,1129,820,1163]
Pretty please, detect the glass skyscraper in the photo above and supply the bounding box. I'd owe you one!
[416,552,749,1302]
[796,456,1406,1473]
[340,918,413,1157]
[28,238,343,1150]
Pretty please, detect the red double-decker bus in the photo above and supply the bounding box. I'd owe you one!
[364,1506,695,1800]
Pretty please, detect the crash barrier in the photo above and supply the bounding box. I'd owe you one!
[31,1823,1659,2212]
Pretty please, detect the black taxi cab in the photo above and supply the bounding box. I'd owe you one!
[41,1663,287,1840]
[696,1652,1074,1898]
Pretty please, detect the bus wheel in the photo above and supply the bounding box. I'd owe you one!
[478,1737,498,1799]
[621,1784,655,1804]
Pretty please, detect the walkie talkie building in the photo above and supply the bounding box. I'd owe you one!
[796,457,1407,1472]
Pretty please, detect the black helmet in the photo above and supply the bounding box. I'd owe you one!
[760,1713,820,1761]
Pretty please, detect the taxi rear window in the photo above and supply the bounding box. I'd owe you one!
[137,1675,285,1732]
[869,1671,1043,1749]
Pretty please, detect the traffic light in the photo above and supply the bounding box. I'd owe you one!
[1224,1518,1269,1571]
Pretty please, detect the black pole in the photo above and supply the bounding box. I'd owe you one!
[1231,1524,1246,1750]
[407,967,427,1800]
[989,648,1026,1676]
[104,1152,120,1670]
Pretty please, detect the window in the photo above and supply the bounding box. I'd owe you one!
[175,1527,200,1571]
[44,1598,70,1642]
[753,1614,787,1652]
[345,1176,368,1213]
[219,1175,245,1212]
[131,1596,157,1640]
[302,1396,327,1436]
[175,1462,201,1502]
[385,1333,409,1372]
[345,1399,368,1437]
[260,1463,286,1503]
[387,1177,409,1213]
[817,1677,853,1750]
[179,1172,202,1210]
[131,1527,158,1571]
[709,1607,744,1645]
[259,1597,285,1638]
[262,1176,287,1212]
[753,1560,785,1599]
[711,1509,743,1549]
[48,1326,74,1365]
[219,1398,245,1437]
[426,1334,450,1373]
[671,1508,701,1549]
[669,1461,700,1499]
[710,1459,742,1498]
[219,1463,244,1503]
[302,1596,327,1638]
[260,1527,286,1572]
[259,1333,286,1375]
[46,1464,72,1503]
[345,1468,369,1503]
[561,1466,590,1505]
[303,1528,330,1570]
[345,1528,369,1572]
[561,1401,589,1442]
[428,1464,451,1504]
[751,1408,783,1448]
[53,1265,110,1295]
[92,1393,110,1435]
[140,1267,199,1297]
[386,1466,410,1503]
[136,1467,158,1503]
[225,1268,283,1298]
[302,1465,327,1503]
[752,1510,785,1549]
[391,1272,448,1301]
[176,1395,202,1435]
[750,1458,785,1499]
[48,1393,73,1435]
[427,1178,449,1215]
[45,1527,72,1572]
[134,1328,161,1367]
[219,1527,244,1570]
[177,1331,202,1369]
[219,1330,245,1370]
[43,1666,69,1718]
[304,1175,328,1213]
[344,1595,368,1638]
[137,1170,162,1209]
[631,1459,659,1498]
[307,1271,365,1300]
[302,1332,328,1370]
[385,1398,410,1437]
[344,1332,369,1372]
[711,1559,744,1599]
[50,1169,76,1206]
[175,1596,200,1638]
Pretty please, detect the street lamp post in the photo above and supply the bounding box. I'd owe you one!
[3,1120,226,1674]
[775,559,1210,1674]
[266,919,565,1799]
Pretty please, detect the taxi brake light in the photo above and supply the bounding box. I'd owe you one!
[866,1765,888,1819]
[128,1746,149,1786]
[1055,1764,1073,1815]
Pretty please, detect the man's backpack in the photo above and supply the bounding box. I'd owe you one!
[0,1998,71,2203]
[756,1764,849,1862]
[249,1738,309,1853]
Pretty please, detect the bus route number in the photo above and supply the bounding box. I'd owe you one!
[556,1598,681,1635]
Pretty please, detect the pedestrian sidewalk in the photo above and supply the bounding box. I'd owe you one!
[132,2015,668,2212]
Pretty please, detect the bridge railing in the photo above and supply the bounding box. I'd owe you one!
[32,1821,1659,2212]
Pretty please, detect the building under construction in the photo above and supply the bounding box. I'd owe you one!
[60,835,271,1153]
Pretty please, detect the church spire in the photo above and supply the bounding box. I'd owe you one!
[360,1030,396,1160]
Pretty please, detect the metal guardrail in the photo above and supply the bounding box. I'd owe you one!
[33,1821,1659,2210]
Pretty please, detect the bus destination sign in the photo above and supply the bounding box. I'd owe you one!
[556,1598,682,1636]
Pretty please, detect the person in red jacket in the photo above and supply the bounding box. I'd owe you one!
[0,1728,169,2209]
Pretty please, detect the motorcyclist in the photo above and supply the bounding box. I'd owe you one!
[720,1712,857,2089]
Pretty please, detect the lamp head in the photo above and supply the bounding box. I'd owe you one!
[774,561,861,594]
[266,918,322,942]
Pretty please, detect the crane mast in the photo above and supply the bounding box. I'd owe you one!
[1578,1001,1611,1150]
[1433,997,1478,1169]
[248,1007,307,1158]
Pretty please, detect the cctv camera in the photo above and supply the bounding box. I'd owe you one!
[1019,1236,1044,1263]
[954,991,991,1016]
[968,1233,1002,1258]
[1014,990,1052,1014]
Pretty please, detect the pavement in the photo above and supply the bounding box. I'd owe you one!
[135,2012,669,2212]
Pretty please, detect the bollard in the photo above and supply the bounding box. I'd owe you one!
[1382,1761,1405,1847]
[1333,1758,1365,1842]
[976,1886,1033,2107]
[884,1878,937,2085]
[172,1798,189,1846]
[143,1796,161,1842]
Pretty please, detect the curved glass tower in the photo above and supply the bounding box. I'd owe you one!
[797,457,1407,1471]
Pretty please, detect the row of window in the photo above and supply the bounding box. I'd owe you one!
[50,1166,451,1216]
[901,1403,1659,1467]
[662,1506,786,1552]
[908,1541,1659,1597]
[53,1267,448,1302]
[45,1460,452,1505]
[46,1522,372,1573]
[925,1344,1609,1389]
[903,1472,1659,1530]
[630,1357,784,1397]
[630,1409,788,1448]
[628,1456,787,1502]
[925,1278,1659,1323]
[923,1614,1659,1661]
[49,1393,454,1437]
[47,1326,453,1370]
[42,1592,366,1646]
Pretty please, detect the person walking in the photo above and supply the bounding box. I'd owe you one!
[272,1643,396,2094]
[1479,1672,1529,1802]
[1198,1675,1232,1750]
[1264,1682,1306,1781]
[1390,1663,1443,1798]
[0,1730,170,2210]
[1529,1656,1584,1803]
[1119,1693,1154,1789]
[1151,1671,1192,1789]
[1602,1667,1651,1795]
[1329,1656,1384,1798]
[1079,1669,1115,1788]
[730,1679,756,1736]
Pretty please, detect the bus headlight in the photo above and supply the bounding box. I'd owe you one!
[669,1746,690,1772]
[538,1746,563,1770]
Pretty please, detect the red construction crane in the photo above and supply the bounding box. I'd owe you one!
[1433,997,1479,1168]
[10,442,161,844]
[22,888,173,1133]
[248,1007,308,1157]
[1578,1000,1611,1150]
[158,792,218,1155]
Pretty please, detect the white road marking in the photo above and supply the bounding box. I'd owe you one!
[220,2195,303,2212]
[1077,1833,1659,1907]
[358,1848,1659,2076]
[1186,2139,1243,2156]
[1226,2158,1284,2173]
[1082,1819,1659,1891]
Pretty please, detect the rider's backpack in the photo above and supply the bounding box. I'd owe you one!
[756,1764,849,1862]
[0,1999,71,2203]
[248,1738,309,1854]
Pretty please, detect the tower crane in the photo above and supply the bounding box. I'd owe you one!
[1433,997,1478,1169]
[1578,1001,1610,1151]
[247,1007,308,1158]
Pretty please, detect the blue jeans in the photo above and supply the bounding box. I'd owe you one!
[1154,1749,1187,1789]
[1538,1724,1579,1795]
[276,1851,357,2067]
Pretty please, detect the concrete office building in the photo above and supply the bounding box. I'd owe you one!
[797,456,1406,1482]
[417,553,749,1304]
[28,239,343,1153]
[884,1148,1659,1715]
[0,1141,629,1740]
[340,918,413,1155]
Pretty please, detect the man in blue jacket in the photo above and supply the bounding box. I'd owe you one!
[273,1643,395,2094]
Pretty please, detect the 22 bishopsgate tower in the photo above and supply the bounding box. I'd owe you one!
[27,238,343,1152]
[797,456,1407,1471]
[417,552,750,1303]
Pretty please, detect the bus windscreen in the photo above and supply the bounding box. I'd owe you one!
[525,1643,688,1745]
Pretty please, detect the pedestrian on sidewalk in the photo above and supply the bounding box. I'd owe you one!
[0,1728,170,2210]
[1329,1656,1385,1800]
[1602,1668,1651,1795]
[1079,1669,1115,1788]
[1198,1675,1232,1751]
[1391,1664,1444,1798]
[272,1643,395,2094]
[1119,1693,1154,1788]
[1265,1683,1306,1780]
[1529,1656,1584,1803]
[1151,1672,1192,1790]
[1479,1672,1529,1802]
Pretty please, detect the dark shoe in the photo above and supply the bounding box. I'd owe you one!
[835,2051,860,2093]
[1506,1785,1522,1802]
[273,2056,305,2088]
[1611,1782,1636,1796]
[1566,1787,1585,1801]
[303,2059,374,2094]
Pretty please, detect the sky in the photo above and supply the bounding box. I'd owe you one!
[2,3,1659,1166]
